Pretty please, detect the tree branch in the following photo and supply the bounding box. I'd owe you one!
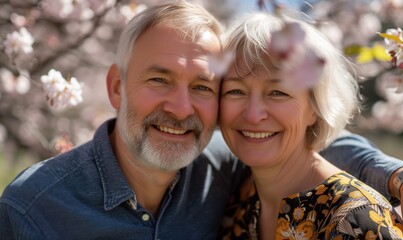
[30,1,120,76]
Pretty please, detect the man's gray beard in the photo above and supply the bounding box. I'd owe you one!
[117,102,214,171]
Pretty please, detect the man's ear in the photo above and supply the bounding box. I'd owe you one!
[106,64,122,110]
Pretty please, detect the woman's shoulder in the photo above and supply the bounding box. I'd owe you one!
[324,171,392,209]
[321,172,403,239]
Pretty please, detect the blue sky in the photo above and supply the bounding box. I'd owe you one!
[235,0,309,16]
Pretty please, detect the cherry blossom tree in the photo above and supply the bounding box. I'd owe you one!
[299,0,403,133]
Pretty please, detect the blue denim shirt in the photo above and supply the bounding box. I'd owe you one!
[0,119,248,240]
[1,120,403,239]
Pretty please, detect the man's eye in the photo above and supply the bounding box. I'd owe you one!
[194,85,212,92]
[149,78,166,83]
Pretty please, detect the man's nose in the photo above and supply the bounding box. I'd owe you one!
[163,86,195,120]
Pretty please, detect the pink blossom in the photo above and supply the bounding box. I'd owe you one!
[267,22,324,89]
[279,47,325,89]
[53,134,74,154]
[207,52,234,77]
[372,101,403,133]
[10,13,27,27]
[383,74,403,94]
[268,22,305,60]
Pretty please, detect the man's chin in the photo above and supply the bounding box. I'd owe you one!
[141,144,200,170]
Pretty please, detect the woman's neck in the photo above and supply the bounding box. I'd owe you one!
[253,150,319,201]
[252,150,341,239]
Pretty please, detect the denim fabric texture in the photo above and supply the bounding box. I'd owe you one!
[0,119,247,240]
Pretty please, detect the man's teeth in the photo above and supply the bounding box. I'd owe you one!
[157,126,187,135]
[242,131,275,139]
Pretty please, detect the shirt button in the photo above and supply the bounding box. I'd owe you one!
[142,213,150,221]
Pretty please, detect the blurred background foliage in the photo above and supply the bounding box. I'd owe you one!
[1,0,403,194]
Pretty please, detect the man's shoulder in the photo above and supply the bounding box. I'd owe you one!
[0,141,96,214]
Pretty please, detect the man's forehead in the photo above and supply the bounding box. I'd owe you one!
[196,30,221,47]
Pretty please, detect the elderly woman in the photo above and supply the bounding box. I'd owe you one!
[219,12,403,239]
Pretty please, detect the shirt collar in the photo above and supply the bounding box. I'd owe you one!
[93,119,134,211]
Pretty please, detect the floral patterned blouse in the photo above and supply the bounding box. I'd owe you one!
[220,171,403,240]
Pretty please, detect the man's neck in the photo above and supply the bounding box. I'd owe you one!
[121,159,177,216]
[110,127,178,216]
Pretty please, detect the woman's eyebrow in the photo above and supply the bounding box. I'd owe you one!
[268,78,282,83]
[223,76,243,82]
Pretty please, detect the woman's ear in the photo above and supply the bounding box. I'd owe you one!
[106,64,122,110]
[308,111,317,126]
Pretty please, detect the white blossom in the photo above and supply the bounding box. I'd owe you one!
[382,28,403,70]
[41,69,83,109]
[0,68,31,94]
[58,77,83,107]
[3,28,34,57]
[384,28,402,52]
[41,69,67,98]
[120,3,147,23]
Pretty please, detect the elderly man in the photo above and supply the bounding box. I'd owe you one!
[1,2,403,239]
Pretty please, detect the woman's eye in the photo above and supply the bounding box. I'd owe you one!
[270,90,287,96]
[225,89,243,95]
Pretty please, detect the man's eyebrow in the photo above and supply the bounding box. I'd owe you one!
[144,65,214,81]
[199,73,215,82]
[145,65,173,75]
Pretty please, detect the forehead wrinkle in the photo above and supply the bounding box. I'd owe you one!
[143,60,216,83]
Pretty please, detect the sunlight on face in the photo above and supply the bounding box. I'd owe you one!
[219,63,317,168]
[116,26,221,171]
